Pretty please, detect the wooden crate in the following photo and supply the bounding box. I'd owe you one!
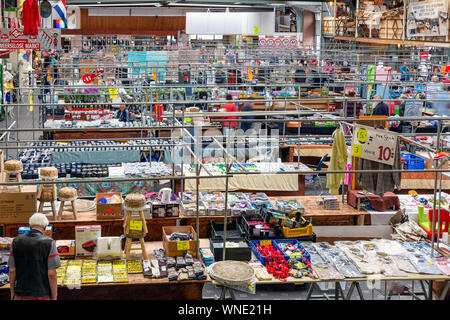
[379,18,403,40]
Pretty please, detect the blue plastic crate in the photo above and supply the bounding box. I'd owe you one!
[249,239,279,266]
[401,152,425,170]
[273,239,311,263]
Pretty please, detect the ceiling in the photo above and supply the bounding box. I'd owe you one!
[66,0,326,8]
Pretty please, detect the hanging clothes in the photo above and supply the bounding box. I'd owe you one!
[357,134,402,196]
[22,0,41,36]
[326,128,347,195]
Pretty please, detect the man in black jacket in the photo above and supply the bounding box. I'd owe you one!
[372,95,390,116]
[8,213,61,300]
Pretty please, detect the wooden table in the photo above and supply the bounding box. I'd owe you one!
[0,240,211,300]
[1,207,239,242]
[271,196,370,226]
[214,273,450,300]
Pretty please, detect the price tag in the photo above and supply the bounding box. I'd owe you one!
[352,144,363,157]
[254,25,259,34]
[260,240,271,246]
[109,88,118,99]
[351,124,398,166]
[290,252,304,258]
[177,241,190,251]
[357,128,367,143]
[427,261,434,265]
[129,220,143,231]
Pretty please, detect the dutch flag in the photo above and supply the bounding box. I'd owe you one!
[53,0,67,27]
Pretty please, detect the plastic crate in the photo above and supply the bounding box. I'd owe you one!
[281,222,313,238]
[249,239,279,265]
[273,239,311,263]
[241,214,278,239]
[210,220,246,241]
[401,152,425,170]
[210,239,251,262]
[228,201,257,217]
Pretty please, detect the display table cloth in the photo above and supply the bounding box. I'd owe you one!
[183,172,299,192]
[51,150,141,164]
[54,179,155,196]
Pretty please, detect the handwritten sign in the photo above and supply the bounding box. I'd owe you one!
[129,220,143,231]
[177,241,190,251]
[351,124,398,166]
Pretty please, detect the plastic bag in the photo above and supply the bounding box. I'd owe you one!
[94,236,123,260]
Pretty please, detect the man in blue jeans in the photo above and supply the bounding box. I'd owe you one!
[8,213,61,300]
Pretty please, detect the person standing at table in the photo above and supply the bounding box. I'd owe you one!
[223,93,238,138]
[8,213,61,300]
[116,103,130,122]
[340,91,364,118]
[372,94,390,116]
[400,62,410,81]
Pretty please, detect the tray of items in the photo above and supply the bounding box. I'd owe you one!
[241,213,279,239]
[228,200,257,216]
[210,220,246,241]
[210,239,252,262]
[179,192,197,203]
[275,199,305,215]
[273,239,311,264]
[200,192,225,202]
[317,195,340,210]
[246,193,272,209]
[264,210,314,238]
[204,201,226,216]
[227,192,250,203]
[181,201,208,216]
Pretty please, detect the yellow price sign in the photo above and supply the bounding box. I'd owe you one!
[109,88,118,99]
[352,144,363,157]
[357,128,368,143]
[254,25,259,34]
[129,220,143,231]
[427,261,434,265]
[260,240,272,246]
[177,241,190,251]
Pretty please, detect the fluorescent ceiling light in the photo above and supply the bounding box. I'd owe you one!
[168,3,254,7]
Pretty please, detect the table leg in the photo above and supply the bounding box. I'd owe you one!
[356,214,365,226]
[336,282,345,300]
[345,282,356,300]
[439,281,450,300]
[428,280,433,300]
[306,283,315,300]
[355,282,365,300]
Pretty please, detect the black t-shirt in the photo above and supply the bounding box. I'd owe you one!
[372,102,389,116]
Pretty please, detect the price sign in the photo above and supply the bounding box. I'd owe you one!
[260,240,272,246]
[109,88,118,99]
[177,241,190,251]
[129,220,143,231]
[351,124,398,166]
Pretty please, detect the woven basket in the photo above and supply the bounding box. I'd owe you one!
[209,261,255,286]
[125,193,145,209]
[59,187,77,200]
[4,160,23,173]
[40,190,56,201]
[40,167,58,178]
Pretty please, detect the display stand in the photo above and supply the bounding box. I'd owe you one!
[37,168,59,219]
[123,194,149,260]
[58,187,79,220]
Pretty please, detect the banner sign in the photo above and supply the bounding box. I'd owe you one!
[407,0,449,37]
[0,28,62,50]
[352,124,398,166]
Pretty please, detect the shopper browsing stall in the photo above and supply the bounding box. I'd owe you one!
[400,62,411,81]
[223,94,238,137]
[372,95,390,116]
[8,213,61,300]
[340,91,364,118]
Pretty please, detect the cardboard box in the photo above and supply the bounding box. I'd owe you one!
[75,225,101,256]
[96,192,123,219]
[162,226,197,258]
[18,226,52,238]
[55,240,76,259]
[0,185,37,223]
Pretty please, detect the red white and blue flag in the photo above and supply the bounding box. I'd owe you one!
[53,0,67,27]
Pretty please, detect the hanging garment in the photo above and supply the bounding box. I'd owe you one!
[344,163,352,186]
[367,65,376,83]
[22,0,41,35]
[326,128,347,194]
[357,135,402,196]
